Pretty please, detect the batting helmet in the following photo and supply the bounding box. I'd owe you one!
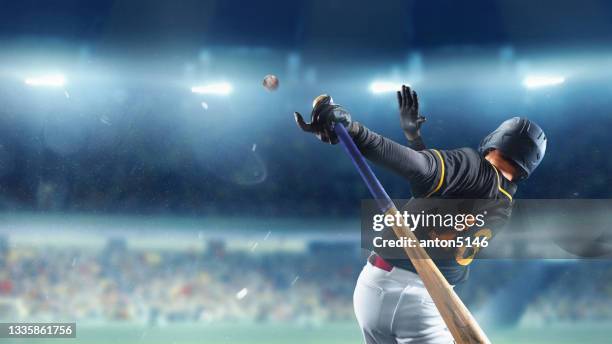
[479,117,547,180]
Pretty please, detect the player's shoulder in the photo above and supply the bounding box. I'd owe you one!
[439,148,492,182]
[436,147,482,164]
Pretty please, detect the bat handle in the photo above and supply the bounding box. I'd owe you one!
[334,124,395,213]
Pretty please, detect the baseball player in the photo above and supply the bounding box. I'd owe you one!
[294,86,547,344]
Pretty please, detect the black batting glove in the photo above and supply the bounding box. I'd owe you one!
[397,85,426,141]
[294,95,352,144]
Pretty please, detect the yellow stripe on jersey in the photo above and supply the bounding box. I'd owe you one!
[425,149,445,198]
[492,165,513,201]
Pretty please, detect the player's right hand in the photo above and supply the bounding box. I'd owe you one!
[397,85,426,141]
[294,95,351,144]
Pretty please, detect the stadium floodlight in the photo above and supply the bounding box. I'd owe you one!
[191,82,233,95]
[522,75,565,89]
[24,74,66,87]
[369,81,407,94]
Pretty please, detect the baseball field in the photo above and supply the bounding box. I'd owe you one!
[3,322,609,344]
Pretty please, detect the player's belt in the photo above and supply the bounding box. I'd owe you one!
[368,253,393,272]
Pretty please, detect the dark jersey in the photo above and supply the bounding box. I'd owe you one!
[348,122,516,284]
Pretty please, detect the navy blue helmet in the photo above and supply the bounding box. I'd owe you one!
[479,117,547,180]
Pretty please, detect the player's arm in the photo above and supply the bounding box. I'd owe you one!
[347,121,436,185]
[397,85,427,151]
[294,96,438,187]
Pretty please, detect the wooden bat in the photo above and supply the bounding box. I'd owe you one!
[313,95,491,344]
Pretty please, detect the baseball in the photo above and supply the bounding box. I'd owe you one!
[262,74,279,91]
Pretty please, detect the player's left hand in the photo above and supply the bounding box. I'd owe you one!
[294,95,351,144]
[397,85,426,140]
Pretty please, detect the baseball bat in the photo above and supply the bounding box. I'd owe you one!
[315,95,491,344]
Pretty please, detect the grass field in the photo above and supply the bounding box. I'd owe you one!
[3,322,610,344]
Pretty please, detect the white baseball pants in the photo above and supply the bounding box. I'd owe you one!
[353,261,454,344]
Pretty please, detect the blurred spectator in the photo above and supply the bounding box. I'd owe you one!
[1,239,611,325]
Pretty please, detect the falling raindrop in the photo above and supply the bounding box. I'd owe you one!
[100,115,111,126]
[236,288,248,300]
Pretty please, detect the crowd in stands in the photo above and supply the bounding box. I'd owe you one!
[0,239,611,324]
[0,241,359,324]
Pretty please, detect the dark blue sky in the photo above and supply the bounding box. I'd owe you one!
[1,0,611,52]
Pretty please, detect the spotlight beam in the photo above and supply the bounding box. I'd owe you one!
[523,75,565,89]
[191,82,233,95]
[24,74,66,87]
[369,81,408,94]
